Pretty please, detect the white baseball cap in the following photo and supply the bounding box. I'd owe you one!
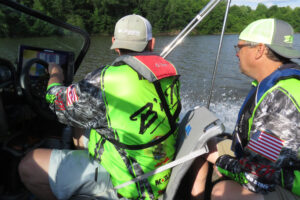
[110,14,152,52]
[239,18,300,59]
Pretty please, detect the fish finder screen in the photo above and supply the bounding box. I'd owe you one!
[18,45,74,77]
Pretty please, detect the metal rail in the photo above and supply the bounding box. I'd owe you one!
[207,0,231,108]
[160,0,222,58]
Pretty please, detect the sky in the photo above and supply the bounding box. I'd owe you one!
[230,0,300,9]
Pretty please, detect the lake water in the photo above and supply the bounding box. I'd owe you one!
[2,33,299,133]
[75,34,300,133]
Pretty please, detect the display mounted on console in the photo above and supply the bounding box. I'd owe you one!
[18,45,75,84]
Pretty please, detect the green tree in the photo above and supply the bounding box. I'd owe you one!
[66,14,85,30]
[0,8,9,37]
[140,0,168,33]
[253,3,268,19]
[196,1,229,34]
[8,0,300,36]
[291,7,300,32]
[165,0,197,32]
[275,6,293,22]
[267,5,279,18]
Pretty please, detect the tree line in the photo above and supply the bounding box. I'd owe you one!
[1,0,300,37]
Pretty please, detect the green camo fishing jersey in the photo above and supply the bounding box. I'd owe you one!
[46,54,181,199]
[216,63,300,196]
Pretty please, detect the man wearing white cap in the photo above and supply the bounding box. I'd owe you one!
[191,18,300,200]
[19,14,181,200]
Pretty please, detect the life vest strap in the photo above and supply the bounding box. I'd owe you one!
[112,54,179,82]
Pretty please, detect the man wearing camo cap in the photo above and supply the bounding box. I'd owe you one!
[191,18,300,200]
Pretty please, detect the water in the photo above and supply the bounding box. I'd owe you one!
[75,34,300,133]
[2,34,298,133]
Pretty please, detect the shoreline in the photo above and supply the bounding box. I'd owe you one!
[90,31,239,37]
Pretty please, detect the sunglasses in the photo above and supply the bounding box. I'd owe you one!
[234,44,253,54]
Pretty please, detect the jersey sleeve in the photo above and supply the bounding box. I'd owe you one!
[45,67,108,129]
[216,87,300,193]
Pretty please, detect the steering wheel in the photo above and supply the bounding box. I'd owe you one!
[20,58,57,120]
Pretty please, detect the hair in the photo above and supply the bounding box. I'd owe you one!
[118,40,152,54]
[244,41,290,64]
[265,48,290,64]
[118,49,138,54]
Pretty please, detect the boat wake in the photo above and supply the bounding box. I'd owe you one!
[180,93,244,134]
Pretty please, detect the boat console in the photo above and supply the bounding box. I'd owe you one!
[0,1,90,198]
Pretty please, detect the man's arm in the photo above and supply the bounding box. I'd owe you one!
[48,63,64,86]
[216,88,300,193]
[46,64,107,129]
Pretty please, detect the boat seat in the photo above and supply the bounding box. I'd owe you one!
[160,106,224,200]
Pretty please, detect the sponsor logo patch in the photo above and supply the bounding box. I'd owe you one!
[245,172,272,190]
[155,173,170,186]
[239,158,275,179]
[185,124,191,136]
[284,35,293,43]
[155,157,170,168]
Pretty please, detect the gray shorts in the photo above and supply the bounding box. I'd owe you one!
[49,149,119,200]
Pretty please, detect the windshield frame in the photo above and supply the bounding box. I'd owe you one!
[0,0,90,73]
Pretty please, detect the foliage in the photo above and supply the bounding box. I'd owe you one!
[1,0,300,37]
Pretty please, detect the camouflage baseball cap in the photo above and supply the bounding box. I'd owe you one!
[239,18,300,59]
[110,14,152,52]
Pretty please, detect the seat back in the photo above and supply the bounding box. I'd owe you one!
[162,106,224,200]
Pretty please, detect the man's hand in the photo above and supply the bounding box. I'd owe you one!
[214,164,223,178]
[47,63,64,86]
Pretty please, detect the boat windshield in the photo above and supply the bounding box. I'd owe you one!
[0,1,88,72]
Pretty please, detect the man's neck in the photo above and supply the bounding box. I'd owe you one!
[256,60,282,83]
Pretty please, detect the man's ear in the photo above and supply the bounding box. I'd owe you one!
[147,38,155,51]
[255,43,265,59]
[112,36,121,55]
[150,38,155,51]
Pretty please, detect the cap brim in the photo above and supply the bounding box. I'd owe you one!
[110,39,147,52]
[267,44,300,59]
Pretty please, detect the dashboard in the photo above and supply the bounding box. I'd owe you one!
[0,58,15,89]
[0,45,75,139]
[0,1,90,197]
